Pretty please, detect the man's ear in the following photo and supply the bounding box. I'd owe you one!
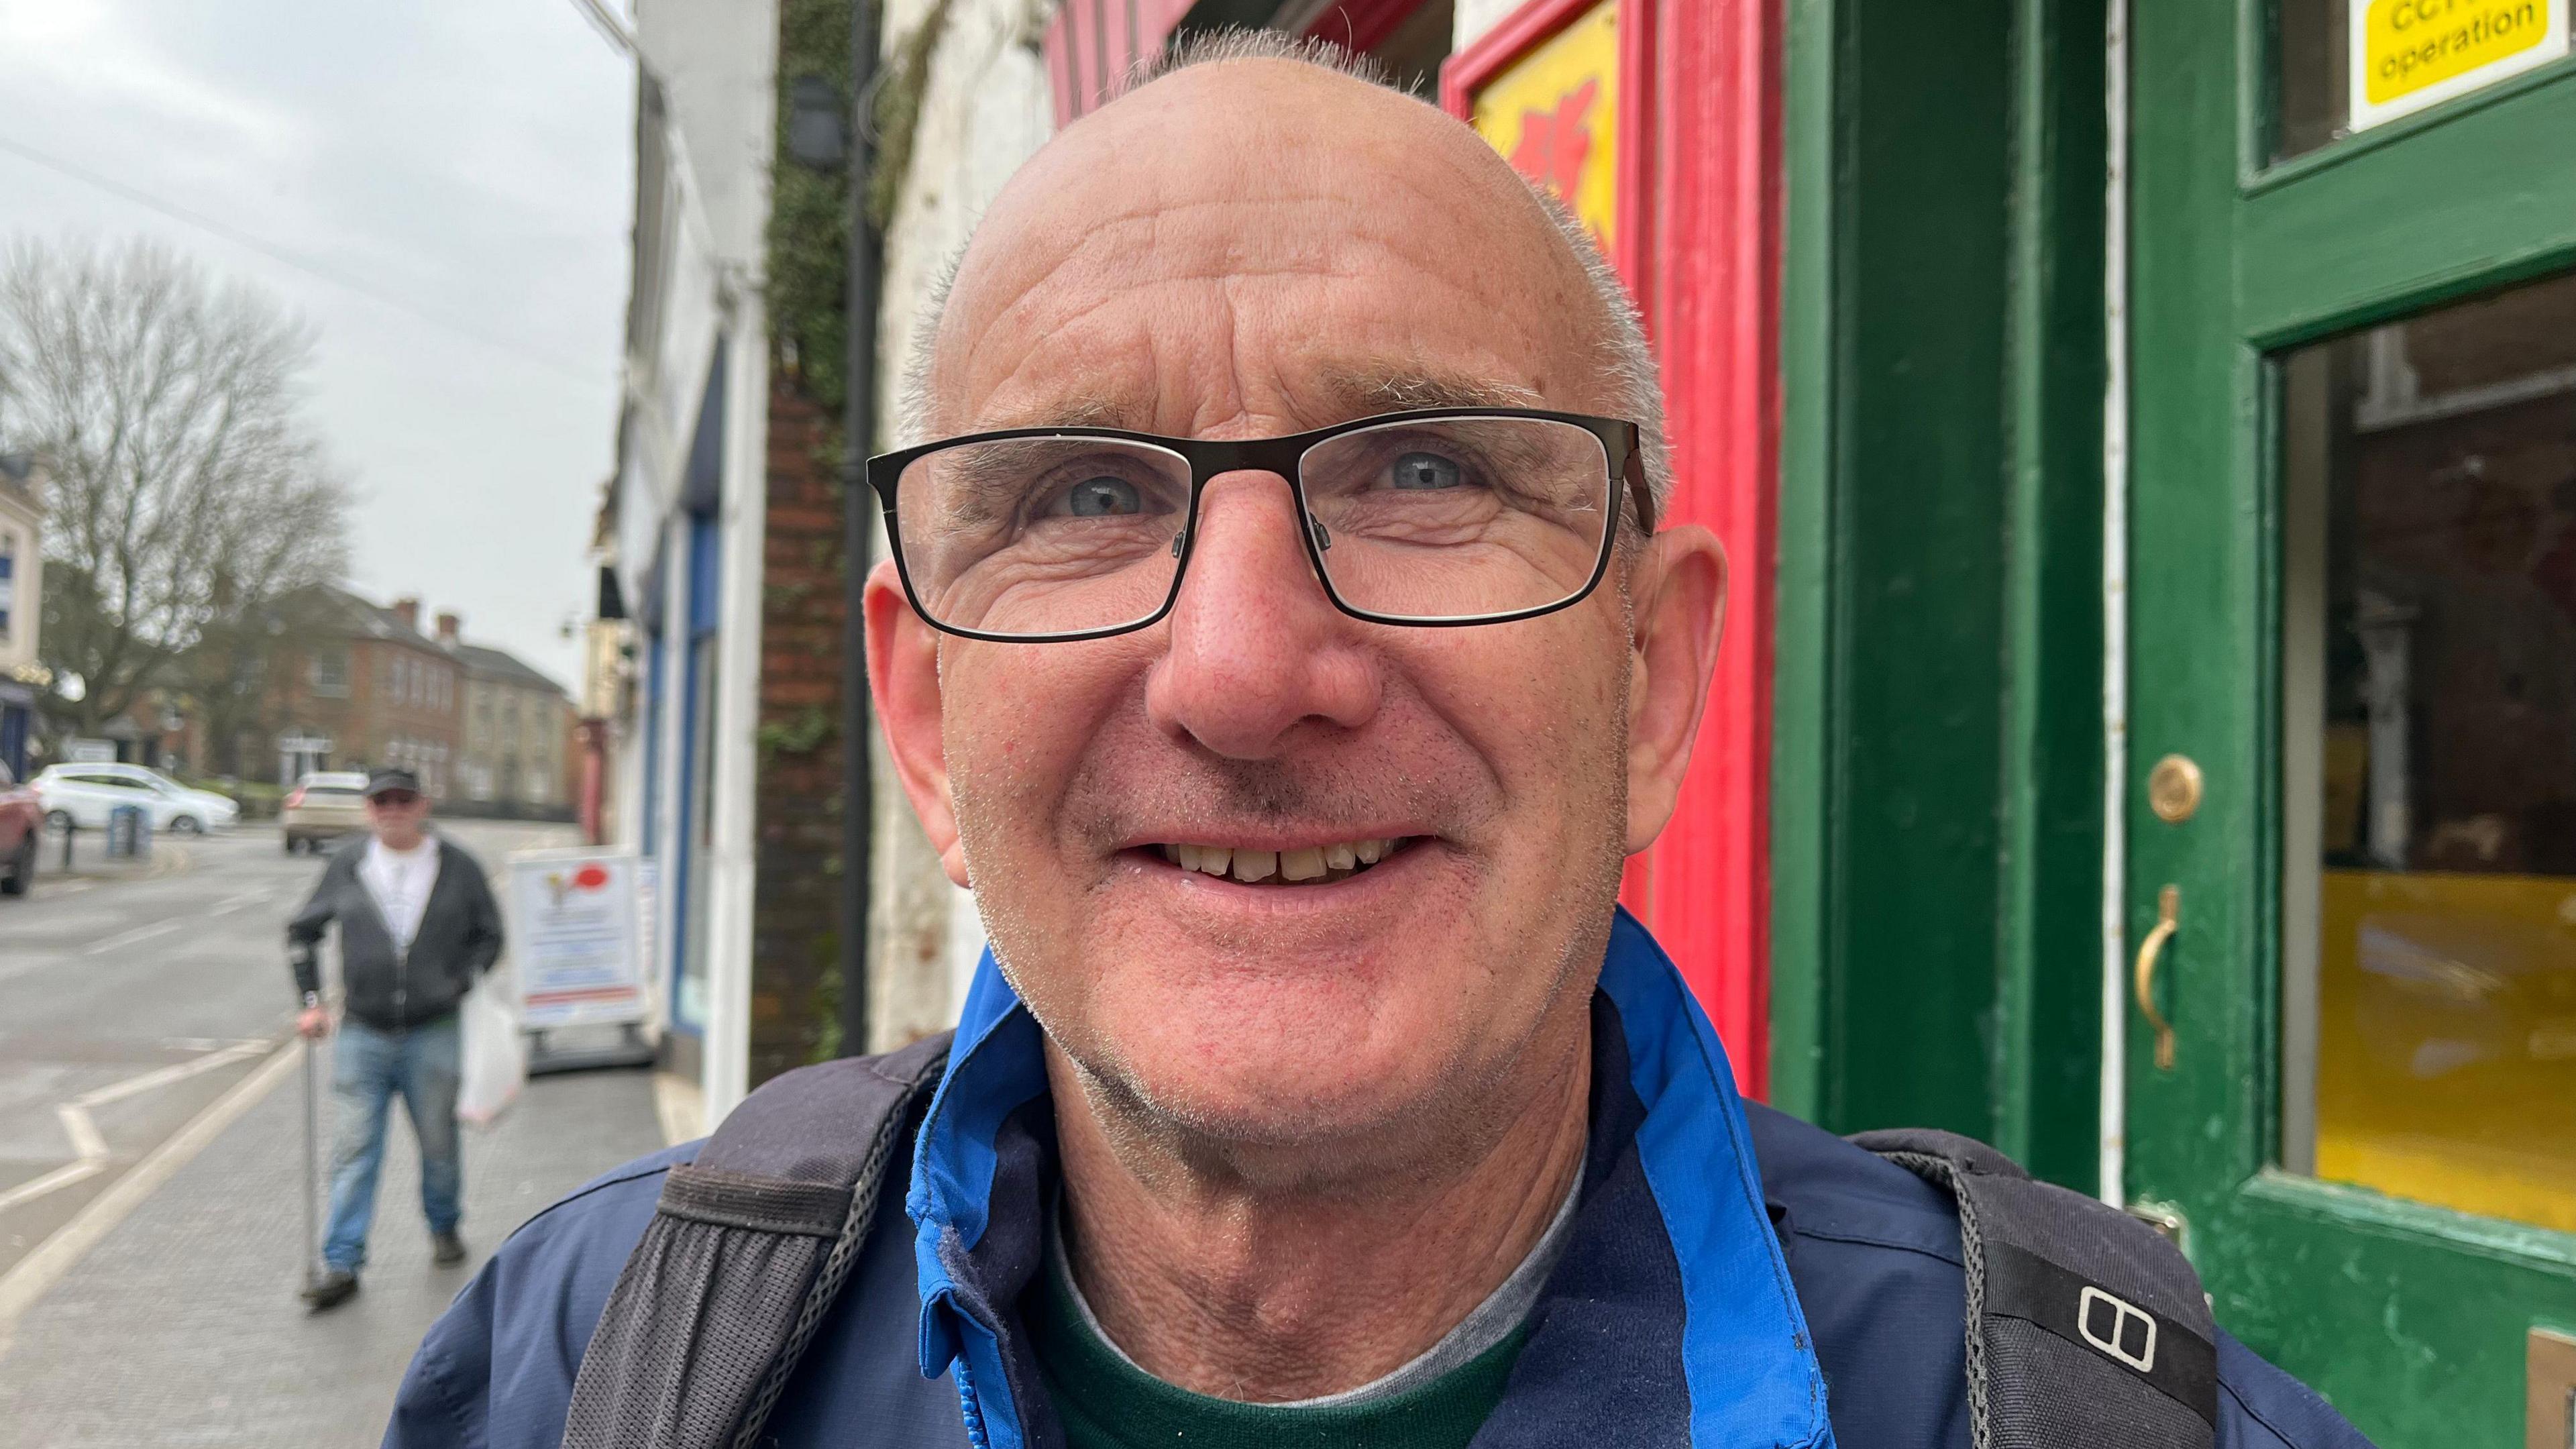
[864,558,971,887]
[1623,525,1727,855]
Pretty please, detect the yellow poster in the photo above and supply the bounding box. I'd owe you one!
[1469,3,1621,254]
[2351,0,2569,130]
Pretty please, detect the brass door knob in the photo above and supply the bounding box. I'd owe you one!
[2134,884,2181,1071]
[2148,755,2204,824]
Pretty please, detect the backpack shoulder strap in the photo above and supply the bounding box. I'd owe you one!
[1849,1128,2219,1449]
[562,1030,955,1449]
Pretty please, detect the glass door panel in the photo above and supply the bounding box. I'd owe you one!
[2279,267,2576,1234]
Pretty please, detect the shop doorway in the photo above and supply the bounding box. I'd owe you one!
[2125,4,2576,1444]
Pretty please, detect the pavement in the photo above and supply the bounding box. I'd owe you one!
[0,820,669,1448]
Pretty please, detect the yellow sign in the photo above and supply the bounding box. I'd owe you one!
[1470,3,1620,254]
[2351,0,2569,130]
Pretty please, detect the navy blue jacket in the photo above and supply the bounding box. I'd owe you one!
[388,913,2373,1448]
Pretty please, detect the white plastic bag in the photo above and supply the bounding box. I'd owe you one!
[458,971,527,1128]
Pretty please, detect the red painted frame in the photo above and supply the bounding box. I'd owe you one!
[1044,0,1200,125]
[1299,0,1434,55]
[1442,0,1781,1095]
[1438,0,1655,288]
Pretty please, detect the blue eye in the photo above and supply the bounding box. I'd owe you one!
[1389,451,1464,490]
[1059,476,1142,516]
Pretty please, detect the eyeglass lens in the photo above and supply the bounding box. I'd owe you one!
[890,415,1615,638]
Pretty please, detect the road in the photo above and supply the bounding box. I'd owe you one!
[0,826,320,1280]
[0,818,669,1446]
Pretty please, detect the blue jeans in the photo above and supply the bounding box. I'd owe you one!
[321,1014,462,1273]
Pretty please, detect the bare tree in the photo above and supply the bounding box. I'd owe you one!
[0,235,351,741]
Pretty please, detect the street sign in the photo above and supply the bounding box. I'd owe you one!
[64,738,114,763]
[507,848,651,1030]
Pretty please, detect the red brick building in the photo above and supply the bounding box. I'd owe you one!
[266,586,464,798]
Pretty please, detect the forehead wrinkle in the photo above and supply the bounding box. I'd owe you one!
[939,141,1607,445]
[969,393,1152,433]
[1303,365,1546,419]
[947,154,1541,356]
[957,191,1358,343]
[953,254,1548,441]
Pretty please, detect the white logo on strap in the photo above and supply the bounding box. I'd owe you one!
[2078,1285,2158,1373]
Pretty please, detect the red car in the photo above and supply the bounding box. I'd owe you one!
[0,758,37,896]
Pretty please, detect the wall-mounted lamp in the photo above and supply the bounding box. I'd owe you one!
[786,74,848,170]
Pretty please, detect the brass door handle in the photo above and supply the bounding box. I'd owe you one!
[2133,884,2180,1071]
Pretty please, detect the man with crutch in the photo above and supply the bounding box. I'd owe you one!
[286,767,502,1311]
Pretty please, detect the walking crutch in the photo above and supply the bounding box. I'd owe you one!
[300,1032,323,1294]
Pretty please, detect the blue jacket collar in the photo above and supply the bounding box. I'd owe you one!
[906,908,1835,1449]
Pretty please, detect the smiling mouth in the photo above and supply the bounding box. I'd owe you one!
[1149,837,1415,885]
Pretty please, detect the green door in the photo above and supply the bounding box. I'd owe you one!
[2128,3,2576,1444]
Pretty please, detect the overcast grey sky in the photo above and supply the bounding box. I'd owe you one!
[0,0,634,693]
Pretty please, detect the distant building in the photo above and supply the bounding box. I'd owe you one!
[448,616,576,817]
[267,586,464,796]
[0,454,44,779]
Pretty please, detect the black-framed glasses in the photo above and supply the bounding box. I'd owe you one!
[865,407,1648,643]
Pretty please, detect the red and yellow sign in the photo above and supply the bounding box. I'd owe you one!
[1467,2,1621,254]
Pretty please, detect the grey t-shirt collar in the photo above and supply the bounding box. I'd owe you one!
[1045,1146,1585,1410]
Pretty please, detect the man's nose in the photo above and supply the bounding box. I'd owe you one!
[1144,471,1381,759]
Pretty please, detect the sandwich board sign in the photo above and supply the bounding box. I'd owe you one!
[508,848,650,1030]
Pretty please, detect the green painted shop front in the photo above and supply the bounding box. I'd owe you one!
[1768,1,2576,1444]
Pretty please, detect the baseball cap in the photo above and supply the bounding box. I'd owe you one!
[364,767,423,800]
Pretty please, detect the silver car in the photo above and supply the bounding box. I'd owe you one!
[281,771,371,853]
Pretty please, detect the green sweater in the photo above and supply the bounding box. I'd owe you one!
[1026,1263,1530,1449]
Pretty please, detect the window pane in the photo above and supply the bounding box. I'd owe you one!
[2279,268,2576,1232]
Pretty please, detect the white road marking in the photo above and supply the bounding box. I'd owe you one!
[0,1040,276,1218]
[82,920,182,957]
[0,1038,300,1333]
[207,891,270,917]
[0,1160,104,1217]
[56,1105,106,1163]
[73,1040,269,1110]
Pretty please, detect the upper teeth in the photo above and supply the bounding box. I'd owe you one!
[1161,839,1401,883]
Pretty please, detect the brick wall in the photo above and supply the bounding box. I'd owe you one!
[745,376,848,1085]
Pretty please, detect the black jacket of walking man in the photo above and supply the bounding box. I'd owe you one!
[286,767,501,1310]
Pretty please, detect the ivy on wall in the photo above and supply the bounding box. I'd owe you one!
[767,0,857,416]
[765,0,955,419]
[764,0,967,1067]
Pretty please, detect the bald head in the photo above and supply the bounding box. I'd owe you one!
[903,38,1666,515]
[861,34,1733,1258]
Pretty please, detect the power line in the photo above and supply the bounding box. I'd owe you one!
[0,131,607,388]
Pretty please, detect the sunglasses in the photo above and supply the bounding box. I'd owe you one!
[368,790,422,807]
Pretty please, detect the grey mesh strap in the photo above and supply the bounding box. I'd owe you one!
[561,1032,955,1449]
[1850,1128,2218,1449]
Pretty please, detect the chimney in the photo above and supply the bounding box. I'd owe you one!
[436,612,461,647]
[392,596,421,633]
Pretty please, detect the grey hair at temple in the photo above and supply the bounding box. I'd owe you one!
[892,28,1672,531]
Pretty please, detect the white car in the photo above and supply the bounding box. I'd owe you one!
[34,763,241,835]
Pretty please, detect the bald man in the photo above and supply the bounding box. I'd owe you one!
[388,35,2371,1449]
